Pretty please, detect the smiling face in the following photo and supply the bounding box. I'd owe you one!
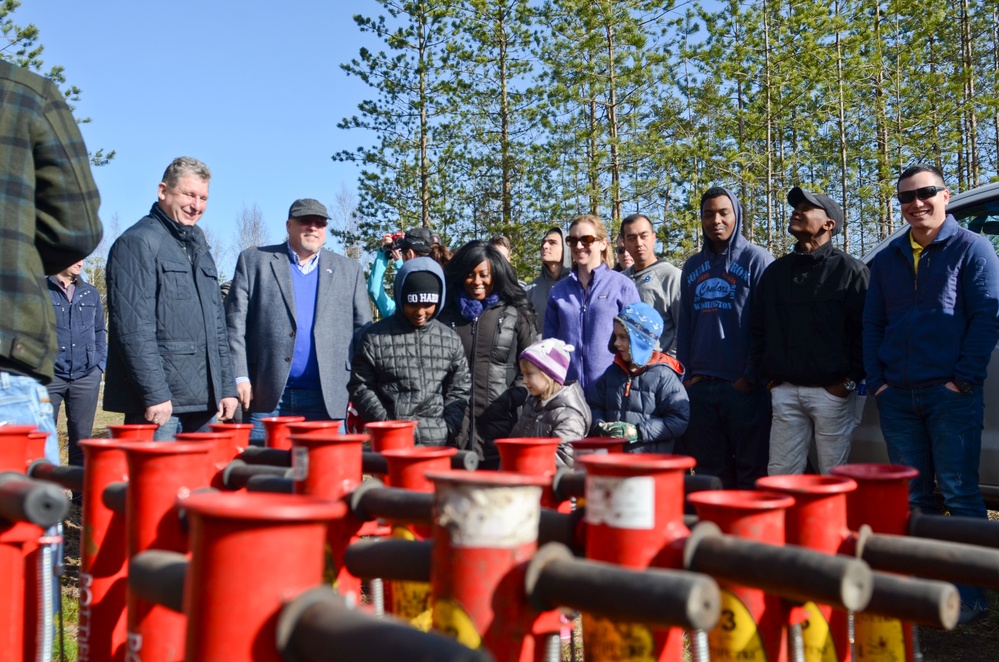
[463,260,494,300]
[700,194,737,250]
[898,170,950,236]
[612,321,632,363]
[403,302,436,328]
[286,215,328,260]
[568,221,608,269]
[157,174,209,226]
[623,217,656,269]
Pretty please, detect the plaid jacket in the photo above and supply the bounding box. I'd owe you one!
[0,61,102,381]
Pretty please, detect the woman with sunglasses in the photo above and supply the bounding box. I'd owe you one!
[613,233,635,272]
[439,240,538,468]
[543,215,640,399]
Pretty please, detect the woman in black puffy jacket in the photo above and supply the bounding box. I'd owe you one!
[438,241,538,467]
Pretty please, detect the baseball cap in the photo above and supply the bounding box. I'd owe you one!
[787,187,844,235]
[397,227,438,255]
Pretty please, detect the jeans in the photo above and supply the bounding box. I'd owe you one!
[0,371,58,463]
[876,383,988,609]
[768,384,856,475]
[680,379,772,489]
[247,388,331,443]
[124,410,217,441]
[47,368,102,467]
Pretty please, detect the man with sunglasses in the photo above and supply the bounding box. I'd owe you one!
[225,198,372,442]
[864,163,999,622]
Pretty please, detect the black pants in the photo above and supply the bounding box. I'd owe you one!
[47,368,102,467]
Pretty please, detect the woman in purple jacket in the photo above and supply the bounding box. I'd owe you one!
[543,215,640,399]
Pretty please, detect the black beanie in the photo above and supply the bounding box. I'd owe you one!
[401,271,441,305]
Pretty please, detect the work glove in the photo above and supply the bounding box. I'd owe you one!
[595,421,639,442]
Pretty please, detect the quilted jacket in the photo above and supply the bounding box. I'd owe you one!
[509,381,591,468]
[438,302,536,463]
[348,259,471,446]
[589,352,690,453]
[104,203,236,413]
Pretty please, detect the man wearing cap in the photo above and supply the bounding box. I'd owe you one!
[226,198,372,442]
[367,227,439,318]
[106,157,238,439]
[864,164,999,622]
[750,187,869,475]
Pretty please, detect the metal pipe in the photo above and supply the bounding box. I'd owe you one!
[238,446,291,467]
[0,472,69,526]
[26,460,84,493]
[222,459,290,490]
[343,539,432,582]
[909,509,999,549]
[348,480,433,525]
[861,570,959,629]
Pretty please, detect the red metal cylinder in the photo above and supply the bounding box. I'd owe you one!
[757,474,858,662]
[576,453,695,661]
[174,432,240,489]
[569,437,626,457]
[0,425,37,472]
[496,437,562,509]
[78,438,130,662]
[365,420,418,452]
[286,420,343,437]
[26,431,47,467]
[687,490,796,662]
[428,469,554,661]
[261,416,306,450]
[120,441,213,662]
[182,491,347,662]
[207,422,253,452]
[107,424,158,440]
[0,519,41,661]
[290,432,368,604]
[830,463,920,662]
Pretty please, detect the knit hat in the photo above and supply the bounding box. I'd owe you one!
[519,338,574,385]
[400,270,441,305]
[614,302,663,367]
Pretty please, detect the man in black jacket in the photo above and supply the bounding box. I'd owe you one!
[750,187,869,474]
[104,157,238,439]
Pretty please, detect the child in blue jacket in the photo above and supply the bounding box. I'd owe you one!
[588,302,689,453]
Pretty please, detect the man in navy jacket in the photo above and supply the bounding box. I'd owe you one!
[864,163,999,620]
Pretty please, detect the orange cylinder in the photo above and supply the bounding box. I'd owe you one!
[261,416,306,450]
[0,425,37,473]
[365,420,418,452]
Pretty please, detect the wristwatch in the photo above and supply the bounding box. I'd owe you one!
[842,378,857,392]
[954,378,974,394]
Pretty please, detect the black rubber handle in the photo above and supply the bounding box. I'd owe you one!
[245,475,294,494]
[222,459,290,490]
[239,446,291,467]
[26,460,84,493]
[128,550,187,613]
[909,509,999,549]
[349,481,433,525]
[102,481,127,514]
[860,570,959,629]
[859,525,999,589]
[344,538,432,582]
[0,472,69,526]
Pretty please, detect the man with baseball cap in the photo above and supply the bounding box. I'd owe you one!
[750,186,869,475]
[226,198,371,442]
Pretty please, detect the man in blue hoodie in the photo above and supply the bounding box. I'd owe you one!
[677,187,774,488]
[864,165,999,619]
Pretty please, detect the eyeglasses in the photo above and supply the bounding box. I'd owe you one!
[293,217,328,228]
[897,186,946,204]
[616,247,628,254]
[566,235,598,248]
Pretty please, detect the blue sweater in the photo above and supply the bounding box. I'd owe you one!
[677,188,774,382]
[863,215,999,391]
[543,263,640,398]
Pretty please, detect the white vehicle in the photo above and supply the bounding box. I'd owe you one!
[850,181,999,504]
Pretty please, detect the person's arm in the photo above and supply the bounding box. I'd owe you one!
[352,259,374,336]
[442,343,472,442]
[34,77,102,274]
[862,259,888,394]
[845,263,870,384]
[586,374,608,431]
[663,268,682,355]
[225,251,253,409]
[636,373,690,443]
[106,234,171,407]
[543,289,559,339]
[366,250,396,318]
[347,334,390,423]
[95,287,108,372]
[676,265,692,373]
[955,240,999,385]
[748,268,770,384]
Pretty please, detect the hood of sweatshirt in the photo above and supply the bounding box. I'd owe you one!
[537,226,572,282]
[394,257,447,320]
[700,187,745,265]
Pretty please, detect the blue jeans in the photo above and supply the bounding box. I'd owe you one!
[0,371,58,463]
[247,388,332,443]
[124,410,217,441]
[680,379,772,489]
[876,383,987,608]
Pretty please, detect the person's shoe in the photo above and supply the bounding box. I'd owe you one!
[958,604,989,626]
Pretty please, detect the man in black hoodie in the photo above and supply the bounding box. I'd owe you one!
[750,187,868,475]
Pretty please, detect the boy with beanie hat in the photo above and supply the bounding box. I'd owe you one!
[588,302,689,452]
[510,338,591,467]
[349,258,471,446]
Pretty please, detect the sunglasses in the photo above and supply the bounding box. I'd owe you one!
[897,186,946,204]
[566,235,599,248]
[616,247,628,254]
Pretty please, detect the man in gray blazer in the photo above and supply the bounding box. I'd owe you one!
[225,198,372,442]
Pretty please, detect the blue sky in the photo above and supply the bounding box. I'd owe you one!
[17,0,375,276]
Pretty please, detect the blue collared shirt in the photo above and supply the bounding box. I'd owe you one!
[286,242,320,275]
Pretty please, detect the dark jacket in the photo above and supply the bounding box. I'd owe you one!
[677,187,774,382]
[751,241,869,386]
[438,301,536,463]
[104,203,237,413]
[348,259,471,446]
[509,381,591,468]
[589,352,690,453]
[525,228,572,332]
[863,216,999,391]
[0,61,102,381]
[48,275,107,381]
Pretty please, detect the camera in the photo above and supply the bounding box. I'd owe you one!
[381,231,405,252]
